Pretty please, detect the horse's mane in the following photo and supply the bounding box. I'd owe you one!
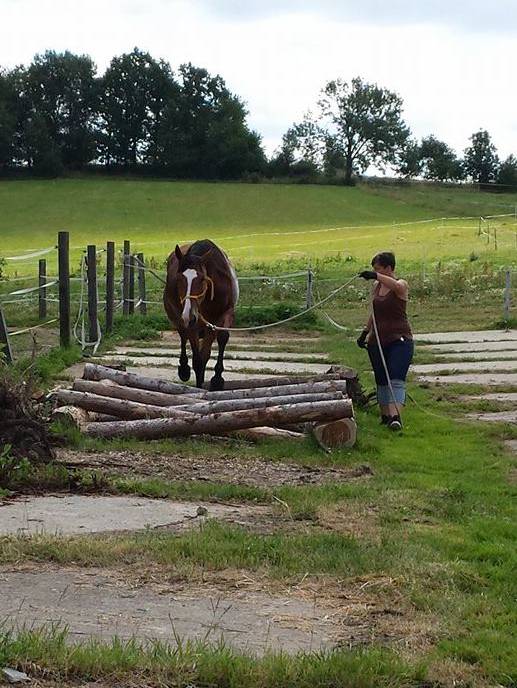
[182,240,229,276]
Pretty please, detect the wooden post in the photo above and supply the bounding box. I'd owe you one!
[105,241,115,333]
[122,240,130,316]
[504,270,511,324]
[0,306,13,363]
[137,252,147,315]
[38,258,47,320]
[86,245,98,345]
[58,230,70,347]
[128,254,135,315]
[306,264,313,309]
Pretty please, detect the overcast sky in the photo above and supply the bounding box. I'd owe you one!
[1,0,516,159]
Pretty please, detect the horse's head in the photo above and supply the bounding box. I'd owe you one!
[174,244,214,328]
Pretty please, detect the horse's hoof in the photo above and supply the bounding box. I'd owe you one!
[209,375,225,392]
[178,365,191,382]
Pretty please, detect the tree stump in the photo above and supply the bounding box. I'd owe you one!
[312,417,357,450]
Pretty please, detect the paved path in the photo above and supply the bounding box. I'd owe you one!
[0,568,335,654]
[414,329,517,433]
[0,496,268,536]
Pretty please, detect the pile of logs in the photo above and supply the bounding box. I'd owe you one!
[52,363,357,449]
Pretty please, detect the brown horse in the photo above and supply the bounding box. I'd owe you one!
[163,239,238,390]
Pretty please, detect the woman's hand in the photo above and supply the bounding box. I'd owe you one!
[358,270,377,280]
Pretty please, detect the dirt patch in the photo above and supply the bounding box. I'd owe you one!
[316,501,380,542]
[56,449,373,488]
[0,563,438,656]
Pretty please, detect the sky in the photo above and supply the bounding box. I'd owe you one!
[1,0,516,160]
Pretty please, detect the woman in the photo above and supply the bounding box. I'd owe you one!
[356,252,413,431]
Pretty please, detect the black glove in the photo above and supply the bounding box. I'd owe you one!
[358,270,377,281]
[356,330,369,349]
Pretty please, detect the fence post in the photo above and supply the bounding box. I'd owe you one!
[128,254,135,315]
[58,230,70,347]
[137,252,147,315]
[305,264,313,309]
[504,270,511,324]
[105,240,115,333]
[87,245,98,346]
[123,240,130,316]
[38,258,47,320]
[0,306,13,364]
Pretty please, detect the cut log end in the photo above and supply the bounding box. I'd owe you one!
[312,418,357,450]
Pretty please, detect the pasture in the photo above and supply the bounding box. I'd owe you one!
[0,179,516,687]
[1,179,517,275]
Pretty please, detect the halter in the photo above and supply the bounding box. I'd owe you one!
[180,275,215,305]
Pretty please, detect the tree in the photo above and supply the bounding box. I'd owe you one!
[287,77,409,184]
[99,48,177,166]
[154,63,265,178]
[0,70,18,168]
[21,51,98,169]
[463,129,499,184]
[419,136,463,181]
[497,155,517,190]
[394,138,423,179]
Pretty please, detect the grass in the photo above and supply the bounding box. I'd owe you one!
[0,178,516,684]
[0,627,424,688]
[1,179,517,276]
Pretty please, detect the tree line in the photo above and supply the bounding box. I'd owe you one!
[0,49,265,178]
[0,51,516,188]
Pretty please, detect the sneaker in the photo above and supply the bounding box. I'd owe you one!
[388,416,402,431]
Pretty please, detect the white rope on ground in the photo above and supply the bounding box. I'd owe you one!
[200,274,359,332]
[9,319,59,337]
[4,247,55,261]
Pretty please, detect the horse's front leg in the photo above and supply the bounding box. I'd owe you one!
[199,329,217,388]
[177,327,191,382]
[210,311,233,391]
[187,330,205,389]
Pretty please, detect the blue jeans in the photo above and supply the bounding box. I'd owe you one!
[367,338,414,406]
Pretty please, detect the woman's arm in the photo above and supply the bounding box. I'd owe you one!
[376,274,408,300]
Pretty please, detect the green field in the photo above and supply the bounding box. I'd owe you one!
[1,179,517,276]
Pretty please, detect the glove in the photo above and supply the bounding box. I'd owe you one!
[356,330,369,349]
[358,270,377,281]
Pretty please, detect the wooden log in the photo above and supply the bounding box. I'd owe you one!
[176,391,345,415]
[312,418,357,450]
[203,373,341,390]
[231,427,305,442]
[82,363,204,396]
[203,379,348,401]
[52,405,91,429]
[83,398,354,439]
[73,379,199,407]
[53,389,196,421]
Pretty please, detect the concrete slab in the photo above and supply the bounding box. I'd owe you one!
[460,392,517,403]
[415,330,517,344]
[412,360,517,375]
[504,440,517,453]
[98,355,330,375]
[434,351,517,361]
[161,331,321,344]
[127,340,317,352]
[0,568,335,653]
[111,347,330,362]
[420,341,517,354]
[0,496,266,536]
[416,373,517,386]
[466,411,517,423]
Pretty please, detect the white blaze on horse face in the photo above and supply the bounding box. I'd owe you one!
[181,268,197,327]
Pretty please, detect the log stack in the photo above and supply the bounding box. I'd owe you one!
[51,363,357,449]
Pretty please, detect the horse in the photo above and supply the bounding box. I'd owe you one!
[163,239,239,390]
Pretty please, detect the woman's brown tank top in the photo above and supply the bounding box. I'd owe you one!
[368,282,413,346]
